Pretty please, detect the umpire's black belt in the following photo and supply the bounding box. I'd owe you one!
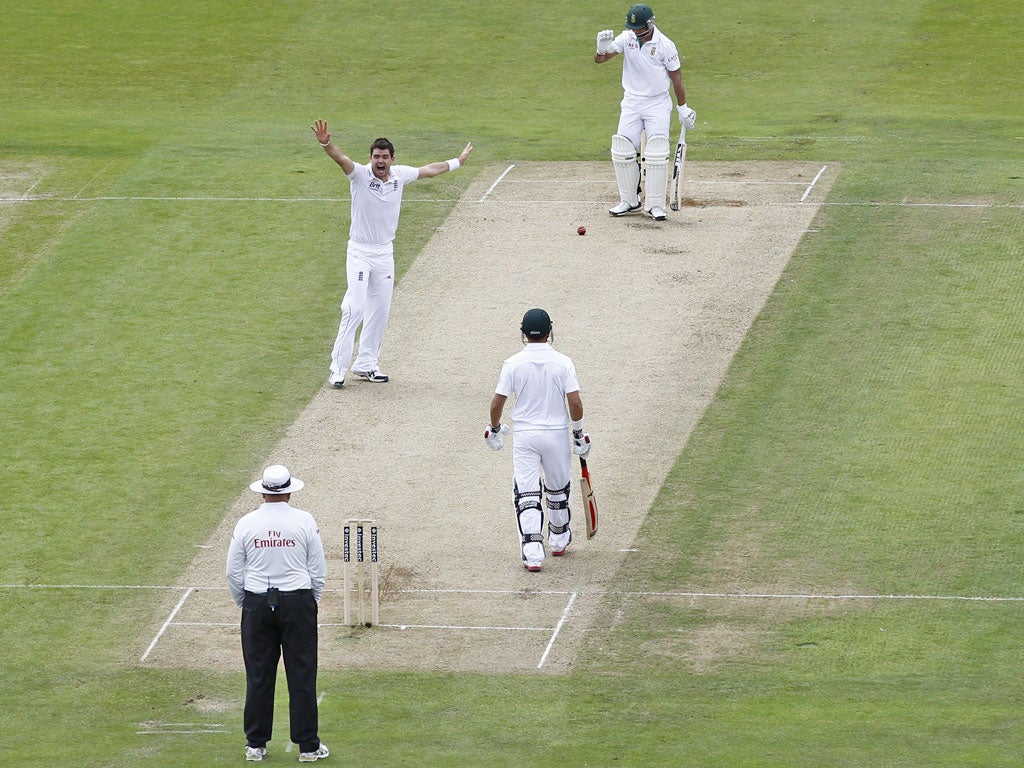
[245,589,312,596]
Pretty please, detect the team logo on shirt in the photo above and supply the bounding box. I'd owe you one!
[647,45,657,57]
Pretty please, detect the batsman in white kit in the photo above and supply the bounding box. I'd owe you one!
[487,309,592,572]
[311,119,473,388]
[594,3,696,220]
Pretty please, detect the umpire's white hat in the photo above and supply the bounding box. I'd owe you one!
[250,464,304,494]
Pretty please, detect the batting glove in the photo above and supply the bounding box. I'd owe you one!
[677,103,697,130]
[572,429,592,458]
[485,424,510,451]
[596,29,616,55]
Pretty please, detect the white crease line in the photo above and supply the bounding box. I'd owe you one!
[5,583,1022,602]
[348,623,552,631]
[634,591,1024,602]
[538,591,578,669]
[799,165,828,203]
[479,164,515,201]
[137,722,228,735]
[2,196,1017,210]
[730,136,864,141]
[0,196,456,203]
[140,587,194,663]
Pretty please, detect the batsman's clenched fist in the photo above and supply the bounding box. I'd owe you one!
[596,29,616,55]
[485,423,511,451]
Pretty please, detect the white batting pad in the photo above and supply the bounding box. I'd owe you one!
[610,134,641,206]
[642,134,670,212]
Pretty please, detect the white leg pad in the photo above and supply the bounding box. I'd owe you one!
[642,134,670,213]
[610,134,641,206]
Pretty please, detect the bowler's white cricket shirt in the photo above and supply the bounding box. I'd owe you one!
[347,163,421,252]
[226,502,327,607]
[495,343,580,430]
[613,26,681,99]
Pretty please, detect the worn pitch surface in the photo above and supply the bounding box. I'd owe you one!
[145,160,838,673]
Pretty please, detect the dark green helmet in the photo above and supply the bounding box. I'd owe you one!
[520,308,552,339]
[625,3,655,30]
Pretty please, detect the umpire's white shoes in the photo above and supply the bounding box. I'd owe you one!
[609,200,641,216]
[299,743,330,762]
[352,369,389,383]
[647,206,667,221]
[245,746,266,761]
[328,372,345,389]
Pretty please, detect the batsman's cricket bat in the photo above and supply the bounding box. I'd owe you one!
[579,456,599,539]
[669,126,687,211]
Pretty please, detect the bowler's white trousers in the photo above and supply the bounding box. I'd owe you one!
[330,241,394,377]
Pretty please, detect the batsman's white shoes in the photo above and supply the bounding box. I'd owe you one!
[245,746,266,761]
[299,743,330,762]
[551,531,572,556]
[524,561,543,573]
[647,206,667,221]
[328,372,345,389]
[352,369,389,383]
[609,200,641,216]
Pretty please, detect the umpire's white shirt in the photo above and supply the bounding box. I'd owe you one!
[614,27,681,98]
[346,163,421,253]
[226,502,327,608]
[496,343,580,430]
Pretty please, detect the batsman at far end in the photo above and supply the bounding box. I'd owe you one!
[594,3,696,221]
[486,309,592,573]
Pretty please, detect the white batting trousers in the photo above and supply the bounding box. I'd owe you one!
[512,428,573,564]
[616,92,672,149]
[330,246,394,376]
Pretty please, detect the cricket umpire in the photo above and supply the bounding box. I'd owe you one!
[226,465,329,763]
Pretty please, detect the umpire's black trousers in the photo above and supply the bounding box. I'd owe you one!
[241,589,320,752]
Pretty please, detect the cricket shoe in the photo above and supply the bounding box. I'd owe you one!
[646,206,667,221]
[524,561,543,573]
[551,531,572,556]
[245,746,266,762]
[299,743,330,762]
[609,200,641,216]
[328,372,345,389]
[352,369,389,383]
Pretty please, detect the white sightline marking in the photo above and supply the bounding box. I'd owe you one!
[537,591,578,669]
[799,165,828,203]
[140,587,194,663]
[479,164,516,201]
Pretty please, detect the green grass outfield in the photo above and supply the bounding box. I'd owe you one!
[1,1,1022,765]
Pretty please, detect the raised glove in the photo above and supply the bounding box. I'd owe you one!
[677,103,697,129]
[485,424,510,451]
[572,429,592,458]
[596,29,616,55]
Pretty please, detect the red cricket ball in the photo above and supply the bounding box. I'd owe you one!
[577,226,587,235]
